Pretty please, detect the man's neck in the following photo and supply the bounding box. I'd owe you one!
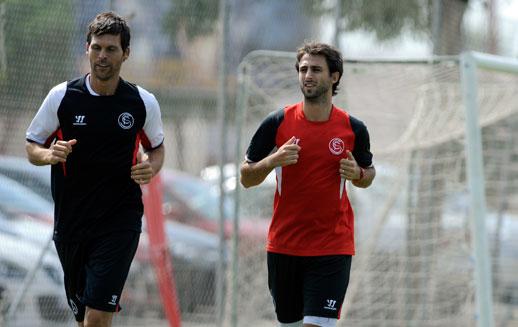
[89,74,119,96]
[303,96,333,122]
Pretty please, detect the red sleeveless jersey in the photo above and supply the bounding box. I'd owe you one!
[246,102,373,256]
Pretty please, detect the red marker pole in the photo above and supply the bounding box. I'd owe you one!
[143,175,182,327]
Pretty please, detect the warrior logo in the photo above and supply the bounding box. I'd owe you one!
[108,295,118,306]
[73,115,86,126]
[324,299,337,310]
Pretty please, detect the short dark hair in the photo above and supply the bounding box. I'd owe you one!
[87,12,130,51]
[295,42,343,96]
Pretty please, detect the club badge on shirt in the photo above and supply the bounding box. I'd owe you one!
[118,112,134,129]
[329,137,344,155]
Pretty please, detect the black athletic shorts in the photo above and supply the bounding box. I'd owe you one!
[54,230,140,322]
[267,252,352,323]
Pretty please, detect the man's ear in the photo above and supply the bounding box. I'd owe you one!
[331,71,340,84]
[123,47,130,61]
[85,42,90,55]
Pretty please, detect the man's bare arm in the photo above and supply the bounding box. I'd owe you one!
[26,139,77,166]
[131,144,165,185]
[240,136,300,188]
[352,166,375,188]
[339,150,375,188]
[147,144,165,177]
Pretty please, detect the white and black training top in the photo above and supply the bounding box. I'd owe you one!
[26,74,164,242]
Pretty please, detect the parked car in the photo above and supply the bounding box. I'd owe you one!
[0,156,52,202]
[0,157,232,315]
[161,169,269,242]
[0,174,53,224]
[0,206,53,247]
[200,163,277,220]
[0,232,71,326]
[164,220,226,312]
[122,219,227,315]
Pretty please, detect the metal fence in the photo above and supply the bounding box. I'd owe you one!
[0,1,516,326]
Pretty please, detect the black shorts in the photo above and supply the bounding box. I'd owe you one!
[267,252,352,323]
[55,231,140,321]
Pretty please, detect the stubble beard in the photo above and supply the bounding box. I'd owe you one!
[301,83,329,103]
[93,66,113,82]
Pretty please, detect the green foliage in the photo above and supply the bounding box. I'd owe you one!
[163,0,219,42]
[1,0,74,97]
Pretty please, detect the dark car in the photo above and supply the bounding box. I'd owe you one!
[161,169,269,242]
[164,220,223,310]
[121,219,227,316]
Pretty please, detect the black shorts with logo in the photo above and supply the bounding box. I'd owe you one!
[267,252,352,323]
[54,230,140,321]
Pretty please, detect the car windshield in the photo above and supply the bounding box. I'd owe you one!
[165,173,234,221]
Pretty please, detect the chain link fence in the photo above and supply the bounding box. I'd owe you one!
[0,0,516,326]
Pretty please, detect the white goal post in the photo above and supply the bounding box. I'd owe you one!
[461,51,518,327]
[231,50,518,327]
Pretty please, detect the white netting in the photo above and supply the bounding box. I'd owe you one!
[233,51,518,326]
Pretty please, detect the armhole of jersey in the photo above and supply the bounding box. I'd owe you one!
[26,82,67,145]
[137,85,164,150]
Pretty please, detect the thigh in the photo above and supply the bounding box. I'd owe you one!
[82,231,140,313]
[303,255,352,319]
[54,240,88,321]
[267,252,304,324]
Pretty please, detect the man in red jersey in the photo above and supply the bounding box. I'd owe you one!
[240,42,375,327]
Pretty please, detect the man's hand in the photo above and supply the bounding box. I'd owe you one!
[268,136,301,168]
[48,139,77,164]
[131,152,153,185]
[339,150,361,181]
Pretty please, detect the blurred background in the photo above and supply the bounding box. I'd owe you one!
[0,0,517,326]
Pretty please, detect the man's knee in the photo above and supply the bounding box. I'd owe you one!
[84,307,113,327]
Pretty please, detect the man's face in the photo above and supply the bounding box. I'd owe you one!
[86,34,129,82]
[298,54,336,100]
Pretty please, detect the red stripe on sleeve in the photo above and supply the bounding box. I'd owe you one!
[140,131,152,150]
[55,129,67,176]
[44,130,58,148]
[132,132,142,165]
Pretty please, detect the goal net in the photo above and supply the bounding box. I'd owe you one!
[232,50,518,326]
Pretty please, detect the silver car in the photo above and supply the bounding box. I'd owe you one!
[0,232,71,326]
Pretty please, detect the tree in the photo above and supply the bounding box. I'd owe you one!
[162,0,219,43]
[1,1,74,92]
[0,0,74,153]
[303,0,469,55]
